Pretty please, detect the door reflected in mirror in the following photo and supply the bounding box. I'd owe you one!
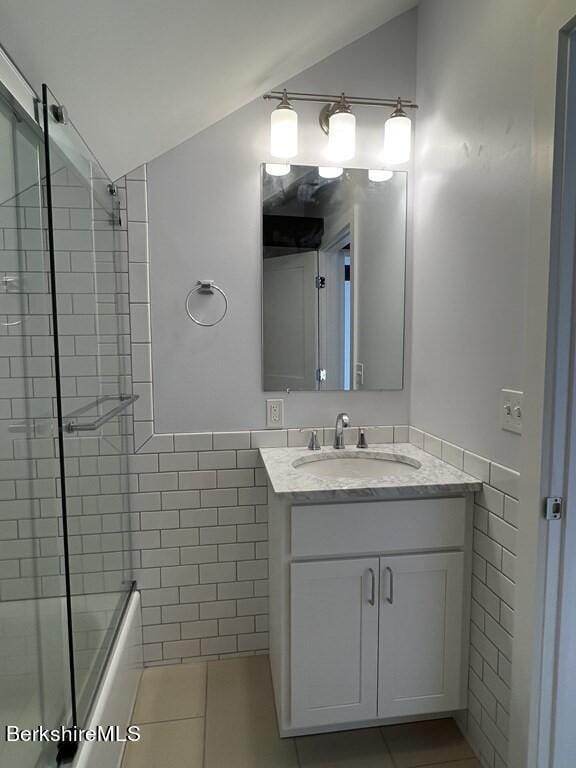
[262,164,407,391]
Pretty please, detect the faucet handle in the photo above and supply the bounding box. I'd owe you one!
[357,428,368,449]
[300,429,321,451]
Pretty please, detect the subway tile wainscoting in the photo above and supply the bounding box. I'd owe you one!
[124,169,518,767]
[409,428,518,768]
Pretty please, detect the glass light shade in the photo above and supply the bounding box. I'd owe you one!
[383,113,412,164]
[326,110,356,162]
[368,169,394,182]
[318,166,343,179]
[270,105,298,159]
[265,163,291,177]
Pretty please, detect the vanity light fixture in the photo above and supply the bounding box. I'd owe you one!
[263,90,418,164]
[318,166,343,179]
[383,98,412,165]
[270,90,298,159]
[368,169,394,182]
[265,163,291,177]
[324,94,356,162]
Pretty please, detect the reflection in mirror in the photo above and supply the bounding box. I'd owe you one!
[262,165,406,391]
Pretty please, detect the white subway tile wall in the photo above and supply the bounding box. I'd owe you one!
[410,428,518,768]
[126,416,415,665]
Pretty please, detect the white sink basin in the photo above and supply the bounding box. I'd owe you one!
[292,451,421,480]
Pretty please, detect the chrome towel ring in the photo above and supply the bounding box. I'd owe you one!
[185,280,229,327]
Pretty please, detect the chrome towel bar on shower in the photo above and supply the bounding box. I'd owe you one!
[63,394,139,433]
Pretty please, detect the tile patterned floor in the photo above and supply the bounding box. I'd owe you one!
[122,656,481,768]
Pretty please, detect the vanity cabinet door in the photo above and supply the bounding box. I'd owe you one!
[378,552,465,718]
[291,558,379,728]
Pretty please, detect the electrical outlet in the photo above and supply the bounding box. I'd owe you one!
[266,399,284,428]
[501,389,523,435]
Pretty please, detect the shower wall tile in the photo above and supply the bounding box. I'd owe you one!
[126,180,148,223]
[130,304,151,343]
[127,222,149,263]
[129,262,150,303]
[125,416,433,667]
[131,343,152,382]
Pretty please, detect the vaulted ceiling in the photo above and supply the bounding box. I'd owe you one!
[0,0,418,178]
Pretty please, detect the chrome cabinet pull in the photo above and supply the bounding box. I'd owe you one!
[385,566,394,604]
[365,568,376,606]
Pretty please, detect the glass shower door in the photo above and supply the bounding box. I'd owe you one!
[0,87,72,767]
[42,85,135,730]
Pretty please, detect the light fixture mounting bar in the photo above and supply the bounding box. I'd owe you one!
[263,90,418,110]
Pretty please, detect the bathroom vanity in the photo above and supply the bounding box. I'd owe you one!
[260,442,481,737]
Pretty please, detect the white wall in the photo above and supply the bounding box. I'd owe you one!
[411,0,536,472]
[148,10,417,433]
[0,0,419,178]
[411,3,568,767]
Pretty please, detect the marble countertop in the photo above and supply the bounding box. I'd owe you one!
[259,443,482,502]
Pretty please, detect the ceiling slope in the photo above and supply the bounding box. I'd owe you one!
[0,0,417,179]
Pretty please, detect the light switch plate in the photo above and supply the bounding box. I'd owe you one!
[266,399,284,428]
[501,389,524,434]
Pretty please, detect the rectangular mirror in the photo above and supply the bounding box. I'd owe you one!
[262,164,407,391]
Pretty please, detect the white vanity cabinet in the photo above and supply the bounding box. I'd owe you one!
[268,493,472,737]
[377,551,465,718]
[291,557,380,728]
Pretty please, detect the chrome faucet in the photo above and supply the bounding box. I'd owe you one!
[334,413,350,449]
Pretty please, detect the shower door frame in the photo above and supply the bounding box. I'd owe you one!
[0,59,80,766]
[1,49,135,765]
[0,43,37,121]
[40,80,137,748]
[41,82,80,741]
